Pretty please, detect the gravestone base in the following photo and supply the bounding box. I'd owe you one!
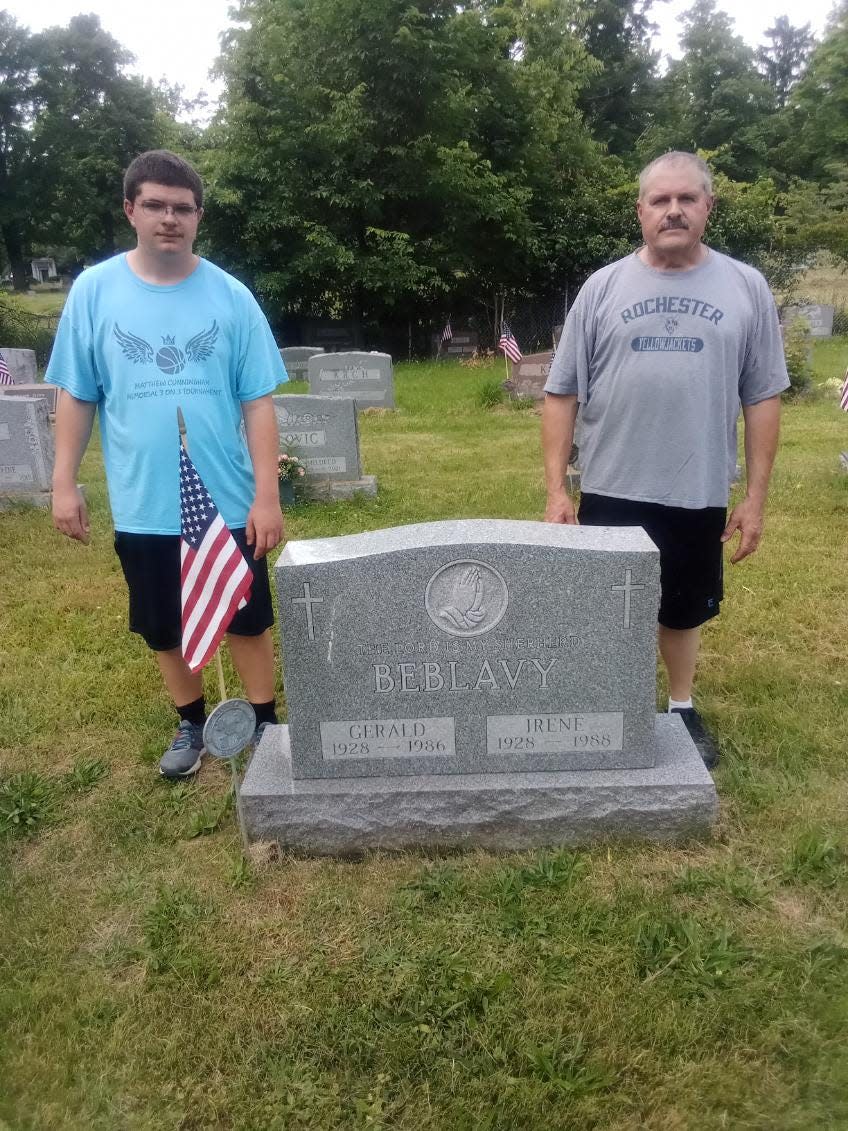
[0,488,51,510]
[302,475,378,501]
[241,714,717,856]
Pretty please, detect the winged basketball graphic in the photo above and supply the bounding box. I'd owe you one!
[113,321,219,373]
[114,325,154,364]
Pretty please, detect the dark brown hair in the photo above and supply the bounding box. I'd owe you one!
[123,150,204,208]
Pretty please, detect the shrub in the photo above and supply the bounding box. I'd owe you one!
[782,317,813,397]
[0,293,57,366]
[477,378,505,408]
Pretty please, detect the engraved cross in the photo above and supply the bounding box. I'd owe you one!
[292,582,323,641]
[611,569,644,629]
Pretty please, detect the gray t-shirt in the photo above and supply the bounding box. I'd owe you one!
[545,250,789,508]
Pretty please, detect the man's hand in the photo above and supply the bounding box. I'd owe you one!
[246,496,285,559]
[721,496,764,564]
[544,487,578,525]
[52,482,91,544]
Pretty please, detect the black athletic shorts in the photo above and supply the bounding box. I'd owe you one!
[114,528,274,652]
[578,493,726,630]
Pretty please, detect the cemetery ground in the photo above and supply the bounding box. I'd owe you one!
[1,349,847,1131]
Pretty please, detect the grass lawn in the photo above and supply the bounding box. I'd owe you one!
[1,349,847,1129]
[12,289,68,317]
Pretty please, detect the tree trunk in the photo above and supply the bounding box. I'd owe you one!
[2,223,29,291]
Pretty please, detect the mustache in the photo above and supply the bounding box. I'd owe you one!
[660,219,689,231]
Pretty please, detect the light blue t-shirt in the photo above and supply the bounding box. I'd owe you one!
[47,254,287,533]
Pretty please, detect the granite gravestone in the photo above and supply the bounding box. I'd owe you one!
[504,351,553,402]
[0,382,60,413]
[279,346,325,383]
[308,352,395,410]
[272,393,377,499]
[0,396,54,508]
[241,520,716,853]
[0,348,38,383]
[436,330,478,358]
[782,304,835,338]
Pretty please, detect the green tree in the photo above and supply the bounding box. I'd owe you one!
[640,0,775,181]
[0,12,38,290]
[784,1,848,182]
[574,0,660,157]
[756,16,816,108]
[30,14,163,264]
[208,0,624,343]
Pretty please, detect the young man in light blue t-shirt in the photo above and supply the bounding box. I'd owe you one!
[48,150,288,778]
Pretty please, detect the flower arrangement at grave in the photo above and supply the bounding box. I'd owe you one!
[277,452,307,483]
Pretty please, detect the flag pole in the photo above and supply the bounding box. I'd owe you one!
[177,407,227,703]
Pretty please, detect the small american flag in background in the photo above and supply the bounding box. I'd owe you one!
[498,324,522,364]
[0,353,13,386]
[179,443,252,673]
[441,320,452,343]
[840,369,848,412]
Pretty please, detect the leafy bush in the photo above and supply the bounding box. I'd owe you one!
[0,293,56,366]
[782,316,813,397]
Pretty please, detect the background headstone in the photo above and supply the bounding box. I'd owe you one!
[0,382,60,414]
[242,520,716,852]
[308,352,395,410]
[434,329,478,357]
[0,396,54,508]
[279,346,325,383]
[0,348,38,383]
[782,304,834,338]
[273,393,375,493]
[504,351,552,401]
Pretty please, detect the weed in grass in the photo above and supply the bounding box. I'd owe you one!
[185,791,232,839]
[781,828,844,887]
[634,913,747,990]
[401,861,465,906]
[476,378,505,408]
[142,884,220,985]
[62,756,109,794]
[227,850,254,890]
[521,1033,615,1095]
[0,771,58,837]
[673,862,770,905]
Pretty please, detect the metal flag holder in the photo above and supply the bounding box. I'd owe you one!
[203,698,256,855]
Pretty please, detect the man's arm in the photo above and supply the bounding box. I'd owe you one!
[242,394,285,559]
[721,394,782,564]
[52,391,96,543]
[542,392,579,524]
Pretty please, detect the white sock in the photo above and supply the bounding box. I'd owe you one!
[668,697,693,712]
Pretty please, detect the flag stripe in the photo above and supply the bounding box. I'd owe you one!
[182,526,251,647]
[179,442,254,673]
[0,353,13,386]
[840,370,848,412]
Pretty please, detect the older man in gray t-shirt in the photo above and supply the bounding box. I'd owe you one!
[542,151,789,768]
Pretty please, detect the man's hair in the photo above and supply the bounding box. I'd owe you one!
[123,150,204,208]
[638,152,713,198]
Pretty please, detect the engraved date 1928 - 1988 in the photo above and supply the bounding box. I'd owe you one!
[494,733,612,752]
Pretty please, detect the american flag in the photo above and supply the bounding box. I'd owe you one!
[840,368,848,412]
[179,443,252,673]
[441,320,452,343]
[0,353,13,386]
[498,324,522,364]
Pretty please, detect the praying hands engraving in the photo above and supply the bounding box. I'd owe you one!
[438,565,486,630]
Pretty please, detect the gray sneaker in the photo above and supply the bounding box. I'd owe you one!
[159,720,205,778]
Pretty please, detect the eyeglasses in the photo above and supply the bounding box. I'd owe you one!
[137,200,199,218]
